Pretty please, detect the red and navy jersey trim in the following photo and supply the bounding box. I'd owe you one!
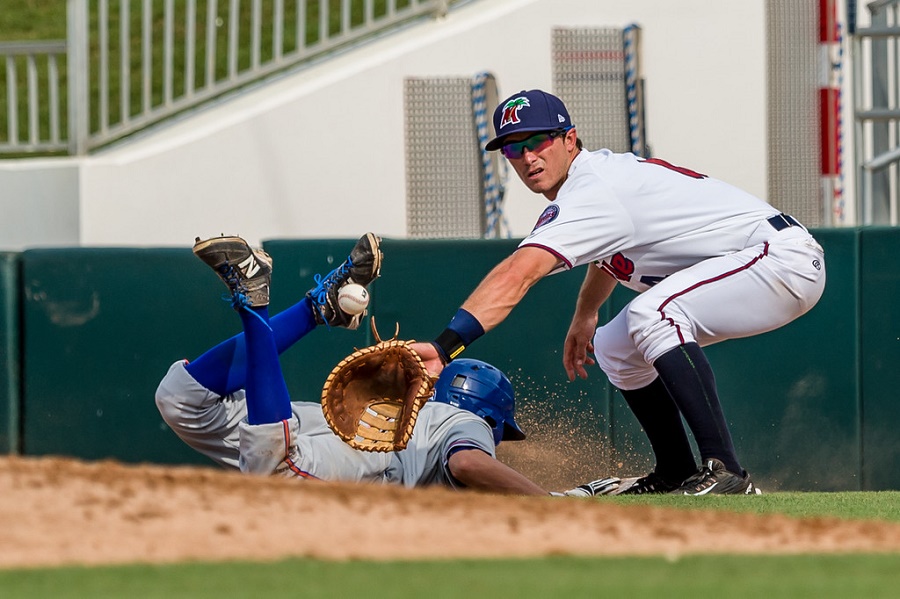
[444,440,491,489]
[519,243,572,269]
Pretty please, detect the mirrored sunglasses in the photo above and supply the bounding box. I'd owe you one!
[500,128,571,159]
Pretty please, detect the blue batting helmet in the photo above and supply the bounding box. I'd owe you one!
[432,359,526,446]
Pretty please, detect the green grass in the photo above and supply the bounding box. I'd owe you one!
[2,554,899,598]
[610,491,900,522]
[1,492,898,597]
[0,0,66,42]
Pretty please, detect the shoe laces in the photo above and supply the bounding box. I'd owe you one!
[683,465,717,490]
[310,258,354,306]
[218,262,246,289]
[218,263,252,311]
[226,291,251,311]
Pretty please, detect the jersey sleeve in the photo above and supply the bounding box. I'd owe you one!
[436,416,496,490]
[396,403,496,488]
[518,173,634,271]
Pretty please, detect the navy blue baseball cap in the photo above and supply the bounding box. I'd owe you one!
[484,89,572,151]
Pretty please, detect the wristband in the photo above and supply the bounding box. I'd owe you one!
[432,308,485,364]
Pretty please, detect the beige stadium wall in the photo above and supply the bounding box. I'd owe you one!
[0,0,768,250]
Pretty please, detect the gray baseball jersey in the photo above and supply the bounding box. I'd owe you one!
[156,360,496,489]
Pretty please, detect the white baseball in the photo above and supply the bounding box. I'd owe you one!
[337,283,369,315]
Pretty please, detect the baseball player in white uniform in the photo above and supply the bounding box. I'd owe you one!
[155,234,549,495]
[413,89,826,496]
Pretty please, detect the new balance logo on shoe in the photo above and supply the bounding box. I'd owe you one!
[192,235,272,309]
[239,254,260,278]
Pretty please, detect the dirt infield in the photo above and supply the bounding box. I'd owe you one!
[2,455,900,570]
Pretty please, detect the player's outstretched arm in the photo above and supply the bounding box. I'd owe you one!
[459,246,561,332]
[448,448,548,496]
[563,267,617,381]
[422,247,561,374]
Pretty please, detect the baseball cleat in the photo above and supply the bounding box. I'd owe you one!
[670,458,762,496]
[307,232,382,330]
[193,235,272,309]
[613,471,683,495]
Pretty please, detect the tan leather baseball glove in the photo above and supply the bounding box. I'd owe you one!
[321,318,434,452]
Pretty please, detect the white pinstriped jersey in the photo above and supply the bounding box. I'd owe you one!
[155,361,495,489]
[519,150,784,292]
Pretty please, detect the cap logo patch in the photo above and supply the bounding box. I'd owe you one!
[499,96,530,129]
[532,204,560,231]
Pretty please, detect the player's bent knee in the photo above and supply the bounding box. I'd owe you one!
[625,301,695,364]
[154,369,184,425]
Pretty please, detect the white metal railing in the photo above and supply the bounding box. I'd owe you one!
[1,0,453,156]
[852,0,900,225]
[0,41,68,153]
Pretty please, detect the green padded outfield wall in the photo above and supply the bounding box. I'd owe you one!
[19,240,611,471]
[859,228,900,490]
[0,253,20,453]
[21,248,239,465]
[15,232,896,490]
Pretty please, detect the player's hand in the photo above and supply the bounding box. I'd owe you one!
[410,341,446,378]
[563,316,598,381]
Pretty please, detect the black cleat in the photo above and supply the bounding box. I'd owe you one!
[614,472,682,495]
[671,458,762,495]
